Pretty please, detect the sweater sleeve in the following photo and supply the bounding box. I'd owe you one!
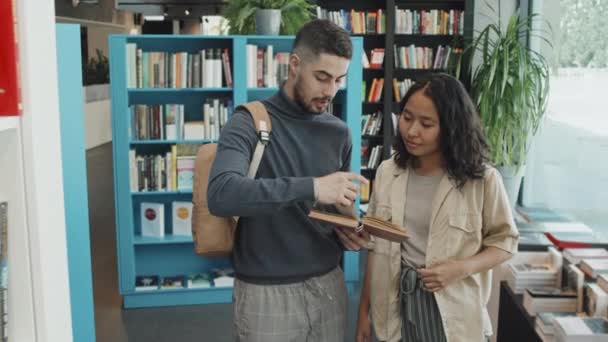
[207,110,316,217]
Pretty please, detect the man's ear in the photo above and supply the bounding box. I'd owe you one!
[289,53,301,78]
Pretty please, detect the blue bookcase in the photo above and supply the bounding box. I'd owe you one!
[109,34,362,308]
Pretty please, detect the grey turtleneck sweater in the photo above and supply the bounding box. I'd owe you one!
[207,88,352,284]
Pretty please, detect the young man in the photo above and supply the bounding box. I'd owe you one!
[207,19,369,341]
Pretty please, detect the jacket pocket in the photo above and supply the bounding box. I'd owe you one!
[373,205,392,220]
[369,205,392,255]
[446,213,482,258]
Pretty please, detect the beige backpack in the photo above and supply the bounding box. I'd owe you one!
[191,101,271,258]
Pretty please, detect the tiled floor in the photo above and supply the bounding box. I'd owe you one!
[86,143,368,342]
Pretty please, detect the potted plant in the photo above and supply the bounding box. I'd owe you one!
[222,0,314,35]
[83,48,110,102]
[459,6,551,207]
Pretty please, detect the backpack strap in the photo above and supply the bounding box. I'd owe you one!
[236,101,272,178]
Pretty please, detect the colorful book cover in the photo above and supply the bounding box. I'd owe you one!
[135,275,159,291]
[176,156,196,191]
[172,201,193,236]
[141,202,164,237]
[161,276,184,289]
[187,273,212,289]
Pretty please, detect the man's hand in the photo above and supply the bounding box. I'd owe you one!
[418,259,471,292]
[314,172,368,207]
[335,226,370,251]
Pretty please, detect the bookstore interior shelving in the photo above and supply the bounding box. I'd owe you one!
[109,34,363,308]
[316,0,474,203]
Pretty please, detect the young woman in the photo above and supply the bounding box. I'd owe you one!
[355,73,519,342]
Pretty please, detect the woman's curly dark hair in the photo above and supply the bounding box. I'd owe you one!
[393,73,489,189]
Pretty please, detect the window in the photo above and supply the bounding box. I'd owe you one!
[522,0,608,231]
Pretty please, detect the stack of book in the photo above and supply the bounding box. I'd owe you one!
[506,248,563,294]
[553,316,608,341]
[584,283,608,317]
[564,248,608,266]
[535,312,581,342]
[580,259,608,280]
[507,263,559,294]
[523,288,578,316]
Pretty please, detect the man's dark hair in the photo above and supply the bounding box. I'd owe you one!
[393,73,489,189]
[293,19,352,61]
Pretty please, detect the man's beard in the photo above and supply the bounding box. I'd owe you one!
[294,78,332,114]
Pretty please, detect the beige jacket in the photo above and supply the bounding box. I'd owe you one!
[367,159,519,342]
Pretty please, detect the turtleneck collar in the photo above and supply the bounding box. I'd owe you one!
[266,83,326,120]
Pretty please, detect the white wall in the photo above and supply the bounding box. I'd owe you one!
[15,0,73,340]
[84,99,112,149]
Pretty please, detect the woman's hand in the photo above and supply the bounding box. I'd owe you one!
[334,226,370,251]
[417,259,471,292]
[355,306,372,342]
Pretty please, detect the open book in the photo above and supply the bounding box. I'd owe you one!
[308,209,408,243]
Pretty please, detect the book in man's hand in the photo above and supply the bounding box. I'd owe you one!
[308,209,408,243]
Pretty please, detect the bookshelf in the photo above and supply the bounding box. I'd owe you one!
[109,34,363,308]
[316,0,474,200]
[56,24,96,342]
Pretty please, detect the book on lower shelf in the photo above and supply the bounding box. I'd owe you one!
[161,276,185,290]
[308,209,408,242]
[172,201,193,236]
[141,202,165,237]
[135,275,160,291]
[212,268,235,288]
[187,273,212,289]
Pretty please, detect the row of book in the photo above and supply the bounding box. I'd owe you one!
[507,245,608,341]
[125,45,232,89]
[365,78,384,103]
[394,44,461,70]
[246,45,289,88]
[394,78,414,103]
[130,99,231,142]
[395,8,465,36]
[140,201,193,238]
[129,143,199,193]
[362,48,385,69]
[362,111,382,136]
[135,269,235,292]
[315,7,386,34]
[362,143,383,171]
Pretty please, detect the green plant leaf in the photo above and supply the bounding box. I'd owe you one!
[458,4,551,166]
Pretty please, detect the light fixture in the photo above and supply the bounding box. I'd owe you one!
[144,15,165,21]
[185,8,191,16]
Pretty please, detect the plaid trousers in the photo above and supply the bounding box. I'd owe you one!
[233,267,347,342]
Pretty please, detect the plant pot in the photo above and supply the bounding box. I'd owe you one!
[496,165,525,210]
[255,9,281,35]
[84,83,110,103]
